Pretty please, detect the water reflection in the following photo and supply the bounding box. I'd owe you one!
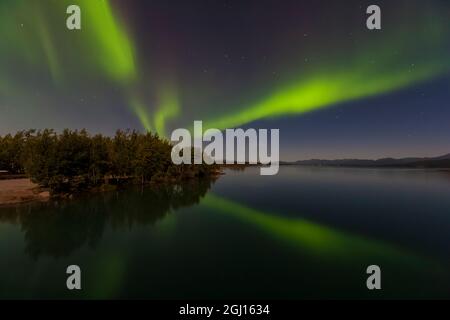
[202,194,441,267]
[1,167,450,298]
[0,178,216,259]
[201,193,450,298]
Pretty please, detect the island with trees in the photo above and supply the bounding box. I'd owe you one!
[0,129,220,205]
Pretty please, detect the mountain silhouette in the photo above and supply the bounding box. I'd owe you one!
[282,154,450,168]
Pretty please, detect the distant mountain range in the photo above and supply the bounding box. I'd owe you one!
[281,154,450,168]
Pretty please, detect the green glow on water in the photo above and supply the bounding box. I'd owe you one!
[201,193,444,270]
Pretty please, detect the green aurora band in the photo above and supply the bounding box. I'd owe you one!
[200,17,449,130]
[154,86,181,137]
[77,0,136,83]
[1,1,448,135]
[0,0,136,83]
[202,64,443,130]
[129,94,153,132]
[0,0,155,132]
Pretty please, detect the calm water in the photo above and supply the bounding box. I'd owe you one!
[1,166,450,299]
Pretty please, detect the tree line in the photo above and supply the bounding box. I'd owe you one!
[0,129,218,194]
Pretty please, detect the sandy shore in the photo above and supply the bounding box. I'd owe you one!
[0,179,50,206]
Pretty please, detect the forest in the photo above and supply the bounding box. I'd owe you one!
[0,129,219,194]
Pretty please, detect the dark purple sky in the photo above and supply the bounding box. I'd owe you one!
[0,0,449,160]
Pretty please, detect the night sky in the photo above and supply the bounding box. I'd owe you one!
[0,0,449,160]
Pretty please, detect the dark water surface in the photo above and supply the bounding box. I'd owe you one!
[1,166,450,299]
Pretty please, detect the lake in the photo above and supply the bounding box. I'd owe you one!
[1,166,450,299]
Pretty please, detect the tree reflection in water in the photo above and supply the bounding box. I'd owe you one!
[0,178,216,259]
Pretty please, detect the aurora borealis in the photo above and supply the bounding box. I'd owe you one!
[1,0,449,160]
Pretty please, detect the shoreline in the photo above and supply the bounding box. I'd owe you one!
[0,178,50,206]
[0,170,224,207]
